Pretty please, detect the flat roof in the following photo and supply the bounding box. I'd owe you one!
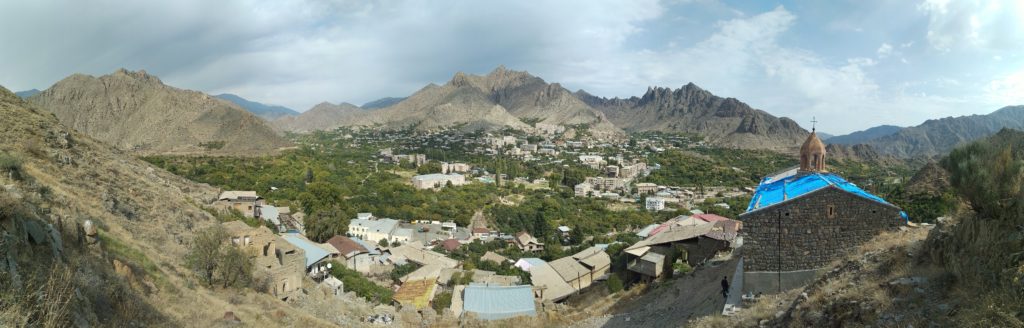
[463,285,537,321]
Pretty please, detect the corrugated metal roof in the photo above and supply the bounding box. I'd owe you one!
[462,285,537,320]
[549,257,590,282]
[281,233,332,268]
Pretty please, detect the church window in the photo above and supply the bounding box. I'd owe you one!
[826,204,836,218]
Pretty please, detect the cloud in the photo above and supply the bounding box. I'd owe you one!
[918,0,1024,51]
[877,43,894,58]
[986,71,1024,105]
[0,0,664,110]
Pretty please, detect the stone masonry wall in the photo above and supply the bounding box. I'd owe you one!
[740,186,902,271]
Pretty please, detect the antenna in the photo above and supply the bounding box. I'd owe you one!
[811,117,818,132]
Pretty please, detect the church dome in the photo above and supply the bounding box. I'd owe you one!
[800,131,826,172]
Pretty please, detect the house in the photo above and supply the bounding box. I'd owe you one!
[387,244,459,268]
[480,251,508,264]
[635,182,658,195]
[222,221,304,300]
[442,162,472,174]
[512,231,544,252]
[548,247,611,291]
[517,258,574,302]
[461,285,537,320]
[411,173,467,190]
[260,205,283,231]
[740,130,905,294]
[472,227,491,240]
[574,183,593,197]
[319,276,344,297]
[347,214,400,244]
[440,239,461,252]
[645,197,666,211]
[623,221,728,279]
[281,233,337,275]
[215,191,263,218]
[325,235,370,271]
[557,226,572,238]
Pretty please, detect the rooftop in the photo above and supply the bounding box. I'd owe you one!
[394,279,437,310]
[218,190,258,200]
[462,284,537,320]
[281,233,335,268]
[746,171,898,214]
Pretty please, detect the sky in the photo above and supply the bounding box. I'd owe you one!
[0,0,1022,134]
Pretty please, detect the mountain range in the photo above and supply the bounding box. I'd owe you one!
[14,88,40,99]
[361,97,406,109]
[862,106,1024,158]
[271,101,364,132]
[275,66,810,149]
[27,69,291,155]
[214,93,299,120]
[577,83,809,151]
[826,125,903,145]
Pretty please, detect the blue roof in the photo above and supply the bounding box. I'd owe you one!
[281,234,331,268]
[746,172,895,213]
[463,285,537,320]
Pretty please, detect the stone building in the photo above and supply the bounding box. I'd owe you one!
[222,221,305,300]
[215,191,263,218]
[739,131,905,293]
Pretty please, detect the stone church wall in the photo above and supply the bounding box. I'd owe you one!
[739,186,902,272]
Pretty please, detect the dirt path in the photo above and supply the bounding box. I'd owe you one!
[573,259,739,328]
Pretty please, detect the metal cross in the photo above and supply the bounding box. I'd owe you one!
[811,117,818,132]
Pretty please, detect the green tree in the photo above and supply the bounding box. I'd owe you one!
[219,246,254,288]
[379,238,390,248]
[186,226,227,287]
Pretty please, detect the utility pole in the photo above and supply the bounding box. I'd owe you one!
[777,209,782,293]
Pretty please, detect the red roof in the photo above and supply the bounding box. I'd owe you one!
[472,227,490,234]
[326,235,368,257]
[441,239,462,252]
[692,213,731,223]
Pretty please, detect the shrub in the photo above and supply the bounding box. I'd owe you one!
[606,274,624,293]
[0,152,24,181]
[432,292,452,313]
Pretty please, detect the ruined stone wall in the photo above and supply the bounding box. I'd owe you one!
[740,187,902,271]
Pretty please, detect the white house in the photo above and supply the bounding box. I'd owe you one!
[645,197,666,211]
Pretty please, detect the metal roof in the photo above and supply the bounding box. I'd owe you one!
[746,172,895,213]
[462,285,537,320]
[281,233,332,268]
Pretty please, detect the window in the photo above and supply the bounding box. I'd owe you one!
[827,205,836,218]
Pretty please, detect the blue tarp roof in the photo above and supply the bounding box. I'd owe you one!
[281,234,331,268]
[746,172,895,213]
[463,285,537,320]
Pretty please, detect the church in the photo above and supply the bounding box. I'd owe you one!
[739,129,907,293]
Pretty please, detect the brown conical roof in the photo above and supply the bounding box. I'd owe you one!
[801,131,826,155]
[799,131,827,172]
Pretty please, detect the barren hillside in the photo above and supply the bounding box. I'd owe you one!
[28,69,291,155]
[0,85,353,327]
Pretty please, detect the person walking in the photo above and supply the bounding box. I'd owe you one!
[721,276,730,299]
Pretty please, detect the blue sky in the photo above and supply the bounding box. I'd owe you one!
[1,0,1022,134]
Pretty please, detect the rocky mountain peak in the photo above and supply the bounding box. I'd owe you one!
[110,68,162,84]
[449,71,472,88]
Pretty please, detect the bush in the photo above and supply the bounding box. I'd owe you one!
[606,275,624,293]
[432,291,452,313]
[0,152,24,181]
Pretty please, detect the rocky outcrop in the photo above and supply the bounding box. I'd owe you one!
[28,69,291,155]
[579,83,808,151]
